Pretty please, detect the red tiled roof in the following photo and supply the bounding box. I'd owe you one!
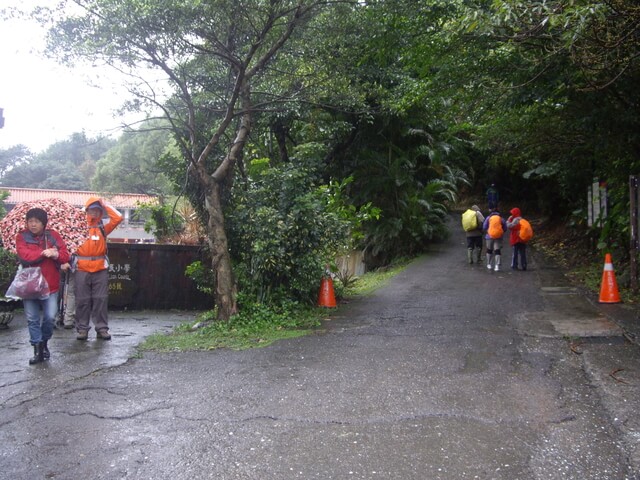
[1,187,158,209]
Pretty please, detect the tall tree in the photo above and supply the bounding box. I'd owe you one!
[0,145,32,180]
[92,120,173,196]
[447,0,640,210]
[0,133,114,189]
[47,0,334,320]
[267,0,470,262]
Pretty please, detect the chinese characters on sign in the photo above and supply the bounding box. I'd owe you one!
[109,262,132,280]
[107,256,137,306]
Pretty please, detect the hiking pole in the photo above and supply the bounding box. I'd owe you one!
[56,270,68,327]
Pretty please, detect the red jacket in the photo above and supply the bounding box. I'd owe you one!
[507,207,522,246]
[15,229,70,294]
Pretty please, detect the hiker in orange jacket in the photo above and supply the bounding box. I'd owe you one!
[74,197,123,341]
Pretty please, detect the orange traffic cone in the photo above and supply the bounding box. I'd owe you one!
[318,276,337,308]
[599,253,621,304]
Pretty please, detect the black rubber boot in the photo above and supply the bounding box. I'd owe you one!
[29,343,44,365]
[42,340,50,360]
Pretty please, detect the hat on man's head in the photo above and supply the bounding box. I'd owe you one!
[87,201,103,212]
[26,207,48,227]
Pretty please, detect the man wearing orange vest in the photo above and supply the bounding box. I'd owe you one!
[74,197,123,341]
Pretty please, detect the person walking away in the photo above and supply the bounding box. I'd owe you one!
[483,208,507,271]
[461,205,485,264]
[15,208,70,364]
[486,184,499,210]
[507,207,528,270]
[75,197,123,341]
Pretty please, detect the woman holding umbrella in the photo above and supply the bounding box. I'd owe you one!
[15,208,70,365]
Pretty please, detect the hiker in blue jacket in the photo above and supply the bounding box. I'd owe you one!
[486,184,499,210]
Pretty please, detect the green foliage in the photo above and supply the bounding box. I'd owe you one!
[0,195,14,298]
[0,133,115,190]
[269,2,473,265]
[323,177,381,287]
[134,201,183,242]
[345,119,465,264]
[227,157,351,305]
[594,185,630,257]
[139,257,410,353]
[91,121,174,195]
[343,258,411,297]
[0,248,18,294]
[0,190,8,219]
[321,176,381,251]
[140,297,322,352]
[450,0,640,213]
[25,0,639,290]
[184,260,214,295]
[0,145,31,179]
[44,0,333,321]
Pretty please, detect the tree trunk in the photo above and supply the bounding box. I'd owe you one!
[204,180,237,321]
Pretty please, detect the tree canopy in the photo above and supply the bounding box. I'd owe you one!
[0,132,115,190]
[92,120,174,196]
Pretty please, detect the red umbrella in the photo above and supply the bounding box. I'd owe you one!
[0,198,86,254]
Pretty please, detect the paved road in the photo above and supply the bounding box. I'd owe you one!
[2,222,640,479]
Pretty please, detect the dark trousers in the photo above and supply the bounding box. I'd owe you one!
[466,236,483,250]
[511,243,527,270]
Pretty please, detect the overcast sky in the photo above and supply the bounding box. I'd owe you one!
[0,2,143,153]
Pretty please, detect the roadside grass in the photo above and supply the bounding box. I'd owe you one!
[563,259,640,304]
[341,259,410,297]
[139,259,410,352]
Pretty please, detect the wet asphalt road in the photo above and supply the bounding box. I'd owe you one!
[2,222,640,479]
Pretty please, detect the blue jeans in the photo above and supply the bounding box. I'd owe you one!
[23,293,58,345]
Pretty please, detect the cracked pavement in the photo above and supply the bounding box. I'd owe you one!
[2,219,640,479]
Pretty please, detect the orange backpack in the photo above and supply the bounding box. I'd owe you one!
[518,218,534,242]
[488,215,504,239]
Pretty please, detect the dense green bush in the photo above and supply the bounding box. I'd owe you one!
[0,190,8,219]
[0,248,18,295]
[227,158,350,305]
[184,260,214,295]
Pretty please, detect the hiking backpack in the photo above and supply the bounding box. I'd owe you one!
[518,218,534,243]
[488,215,504,239]
[461,209,479,232]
